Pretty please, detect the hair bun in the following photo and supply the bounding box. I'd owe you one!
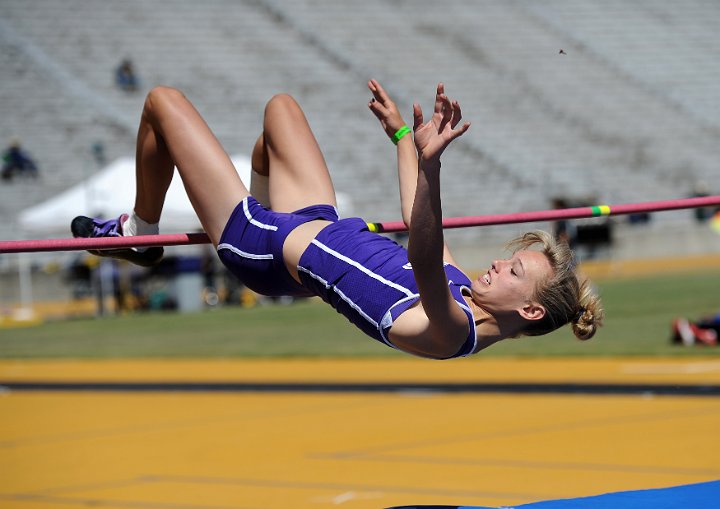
[572,298,604,341]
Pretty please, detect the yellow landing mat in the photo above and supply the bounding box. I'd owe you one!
[1,358,719,509]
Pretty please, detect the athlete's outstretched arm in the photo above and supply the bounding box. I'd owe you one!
[407,85,471,353]
[367,80,457,265]
[367,79,416,227]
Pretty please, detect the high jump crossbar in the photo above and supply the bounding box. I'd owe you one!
[1,195,719,254]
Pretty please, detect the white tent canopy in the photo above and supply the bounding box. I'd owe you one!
[18,155,252,235]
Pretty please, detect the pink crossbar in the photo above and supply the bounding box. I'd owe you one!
[1,195,719,253]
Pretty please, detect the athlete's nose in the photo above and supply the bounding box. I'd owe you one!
[492,259,508,273]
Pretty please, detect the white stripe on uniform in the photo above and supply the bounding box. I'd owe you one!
[310,239,415,297]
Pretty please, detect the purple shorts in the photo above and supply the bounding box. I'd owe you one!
[217,196,339,297]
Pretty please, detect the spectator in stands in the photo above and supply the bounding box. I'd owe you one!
[672,313,719,346]
[1,139,39,181]
[91,141,107,167]
[115,58,139,92]
[70,80,603,359]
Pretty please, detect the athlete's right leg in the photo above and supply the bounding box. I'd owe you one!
[134,87,250,245]
[254,94,337,213]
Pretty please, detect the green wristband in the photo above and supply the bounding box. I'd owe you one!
[392,125,411,145]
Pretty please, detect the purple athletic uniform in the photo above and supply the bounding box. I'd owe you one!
[218,197,478,359]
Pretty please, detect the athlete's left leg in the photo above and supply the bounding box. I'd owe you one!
[252,94,337,213]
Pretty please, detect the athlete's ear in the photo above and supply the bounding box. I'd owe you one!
[520,302,546,321]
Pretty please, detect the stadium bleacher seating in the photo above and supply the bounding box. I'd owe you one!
[1,0,718,251]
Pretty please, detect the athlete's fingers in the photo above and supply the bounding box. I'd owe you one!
[368,97,391,119]
[450,121,471,141]
[450,100,463,129]
[369,79,394,106]
[434,83,445,115]
[438,95,453,133]
[413,103,424,131]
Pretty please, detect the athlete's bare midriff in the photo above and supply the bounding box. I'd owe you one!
[282,219,334,283]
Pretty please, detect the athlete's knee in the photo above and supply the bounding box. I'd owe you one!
[144,86,187,117]
[264,93,303,122]
[266,93,299,109]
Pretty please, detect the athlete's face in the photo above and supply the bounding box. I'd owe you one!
[470,249,552,321]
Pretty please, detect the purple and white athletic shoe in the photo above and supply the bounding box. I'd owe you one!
[70,214,163,267]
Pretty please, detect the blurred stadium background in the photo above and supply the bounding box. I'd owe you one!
[2,4,720,507]
[1,0,719,314]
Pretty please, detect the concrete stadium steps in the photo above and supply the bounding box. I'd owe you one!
[524,0,720,130]
[273,0,719,205]
[1,0,719,246]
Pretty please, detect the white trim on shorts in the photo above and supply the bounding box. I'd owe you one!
[217,197,276,260]
[217,243,273,260]
[243,197,277,231]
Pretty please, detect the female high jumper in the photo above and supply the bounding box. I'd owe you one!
[71,80,603,359]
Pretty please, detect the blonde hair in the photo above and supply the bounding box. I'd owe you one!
[506,231,604,340]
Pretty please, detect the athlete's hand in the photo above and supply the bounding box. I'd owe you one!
[368,79,408,141]
[413,83,470,164]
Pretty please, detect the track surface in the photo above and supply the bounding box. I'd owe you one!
[2,358,719,509]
